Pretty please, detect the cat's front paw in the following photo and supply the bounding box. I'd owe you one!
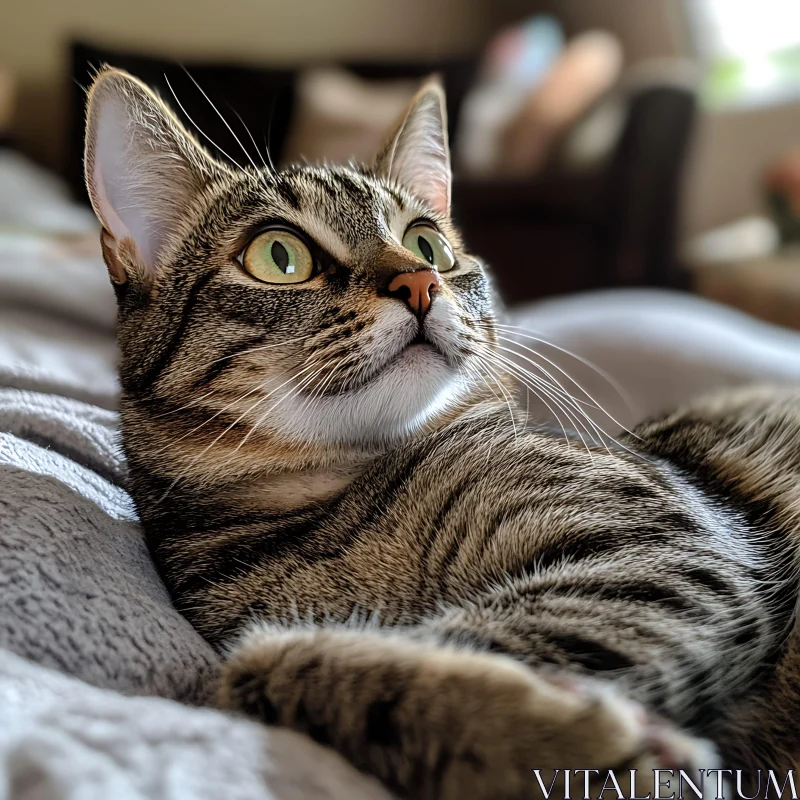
[479,673,717,800]
[219,625,716,800]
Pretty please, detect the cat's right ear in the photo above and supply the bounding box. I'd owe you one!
[373,77,450,217]
[84,67,226,287]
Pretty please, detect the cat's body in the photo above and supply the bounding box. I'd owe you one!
[85,68,800,799]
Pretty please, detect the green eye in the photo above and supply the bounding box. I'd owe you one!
[401,224,455,272]
[242,229,314,284]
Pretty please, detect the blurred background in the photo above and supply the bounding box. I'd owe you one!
[3,0,800,324]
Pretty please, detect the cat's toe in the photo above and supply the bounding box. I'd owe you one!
[218,625,307,721]
[526,676,718,798]
[640,722,719,772]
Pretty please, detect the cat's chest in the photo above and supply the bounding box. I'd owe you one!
[161,444,685,646]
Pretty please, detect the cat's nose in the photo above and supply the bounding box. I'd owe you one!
[387,269,441,318]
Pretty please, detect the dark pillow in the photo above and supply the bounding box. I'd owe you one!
[67,40,477,203]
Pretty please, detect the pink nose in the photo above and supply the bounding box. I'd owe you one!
[387,269,441,317]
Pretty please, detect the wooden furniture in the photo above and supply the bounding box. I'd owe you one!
[455,82,696,301]
[0,66,14,146]
[692,251,800,330]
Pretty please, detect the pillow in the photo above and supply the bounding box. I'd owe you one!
[281,67,416,165]
[499,31,623,176]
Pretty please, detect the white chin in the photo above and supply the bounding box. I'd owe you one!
[272,344,467,445]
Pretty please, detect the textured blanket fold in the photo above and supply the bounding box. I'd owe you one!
[0,388,217,703]
[0,649,389,800]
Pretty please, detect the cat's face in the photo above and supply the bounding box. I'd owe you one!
[84,69,496,449]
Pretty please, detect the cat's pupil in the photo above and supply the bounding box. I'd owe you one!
[418,236,434,264]
[271,241,291,273]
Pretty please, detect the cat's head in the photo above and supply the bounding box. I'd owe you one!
[84,68,498,456]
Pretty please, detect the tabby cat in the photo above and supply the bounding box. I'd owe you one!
[84,67,800,799]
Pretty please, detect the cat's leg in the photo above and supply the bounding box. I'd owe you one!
[219,622,713,800]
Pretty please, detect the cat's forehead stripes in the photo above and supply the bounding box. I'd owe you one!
[224,166,431,269]
[286,167,412,246]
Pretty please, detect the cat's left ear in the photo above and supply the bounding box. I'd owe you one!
[84,67,229,287]
[374,78,451,216]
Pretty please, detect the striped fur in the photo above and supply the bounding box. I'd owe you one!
[85,69,800,799]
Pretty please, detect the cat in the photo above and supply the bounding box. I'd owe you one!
[84,67,800,799]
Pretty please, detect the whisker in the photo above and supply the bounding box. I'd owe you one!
[481,342,615,449]
[475,352,600,461]
[492,354,598,458]
[333,344,393,394]
[180,334,316,379]
[486,328,640,441]
[275,362,333,425]
[492,323,638,426]
[151,389,217,419]
[469,360,509,408]
[492,339,603,412]
[511,369,574,447]
[498,348,648,461]
[470,342,570,450]
[482,339,600,416]
[264,100,278,173]
[228,104,272,176]
[153,360,320,459]
[475,357,519,442]
[480,342,648,461]
[463,362,511,467]
[153,362,324,503]
[149,382,264,456]
[149,334,317,424]
[180,67,263,176]
[470,343,584,438]
[478,347,602,459]
[150,377,267,455]
[236,363,330,450]
[491,326,612,408]
[522,376,531,431]
[298,356,345,416]
[163,74,244,170]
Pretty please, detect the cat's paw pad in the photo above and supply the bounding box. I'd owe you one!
[641,722,716,770]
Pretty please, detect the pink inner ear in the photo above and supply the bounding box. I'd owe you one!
[90,95,167,271]
[388,94,451,216]
[425,174,449,216]
[395,152,449,216]
[92,158,131,244]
